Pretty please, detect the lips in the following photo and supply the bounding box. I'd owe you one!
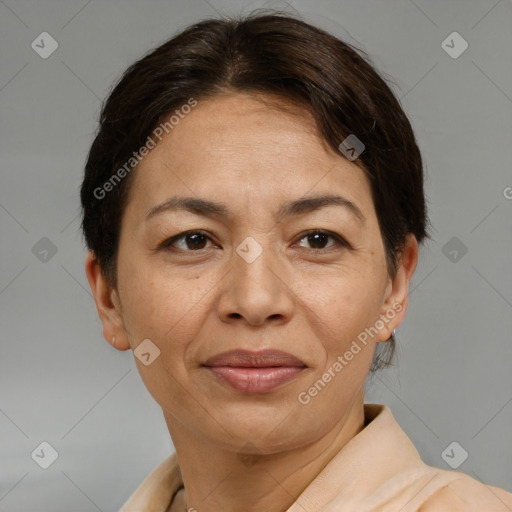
[202,349,307,393]
[204,349,306,368]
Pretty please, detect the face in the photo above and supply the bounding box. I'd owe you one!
[87,92,416,454]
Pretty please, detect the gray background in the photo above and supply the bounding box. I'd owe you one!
[1,0,511,510]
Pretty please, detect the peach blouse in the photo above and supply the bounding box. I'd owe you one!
[119,403,512,511]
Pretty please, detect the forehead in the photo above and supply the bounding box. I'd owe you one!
[127,92,375,220]
[149,93,335,167]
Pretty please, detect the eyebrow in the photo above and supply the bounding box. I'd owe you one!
[145,194,365,224]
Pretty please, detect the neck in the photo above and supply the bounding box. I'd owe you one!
[163,394,366,512]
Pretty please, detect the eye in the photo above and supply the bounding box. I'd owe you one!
[295,230,349,251]
[159,229,349,253]
[160,230,215,251]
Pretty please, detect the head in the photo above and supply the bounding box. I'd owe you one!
[82,12,427,453]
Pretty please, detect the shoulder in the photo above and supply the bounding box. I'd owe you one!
[119,452,183,511]
[418,472,512,511]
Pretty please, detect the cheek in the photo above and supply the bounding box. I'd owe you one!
[117,269,196,406]
[301,264,385,335]
[123,281,184,344]
[117,254,214,350]
[296,277,380,410]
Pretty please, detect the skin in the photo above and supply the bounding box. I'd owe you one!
[86,91,418,512]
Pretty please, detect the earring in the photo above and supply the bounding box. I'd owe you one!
[112,335,116,348]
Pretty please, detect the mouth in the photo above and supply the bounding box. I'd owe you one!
[202,349,307,394]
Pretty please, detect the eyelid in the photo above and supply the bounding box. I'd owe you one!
[159,229,351,252]
[295,229,351,250]
[158,229,213,250]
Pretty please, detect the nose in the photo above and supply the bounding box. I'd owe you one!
[216,237,296,327]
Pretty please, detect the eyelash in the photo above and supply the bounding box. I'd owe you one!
[159,229,350,253]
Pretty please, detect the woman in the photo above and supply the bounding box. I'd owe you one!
[80,11,512,512]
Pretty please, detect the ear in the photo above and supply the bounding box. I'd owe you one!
[84,250,131,350]
[376,233,419,342]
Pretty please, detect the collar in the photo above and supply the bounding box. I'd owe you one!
[119,404,425,511]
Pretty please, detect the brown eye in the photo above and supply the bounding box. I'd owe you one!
[161,230,213,251]
[296,230,349,251]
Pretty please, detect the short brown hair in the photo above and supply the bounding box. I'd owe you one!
[80,10,429,370]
